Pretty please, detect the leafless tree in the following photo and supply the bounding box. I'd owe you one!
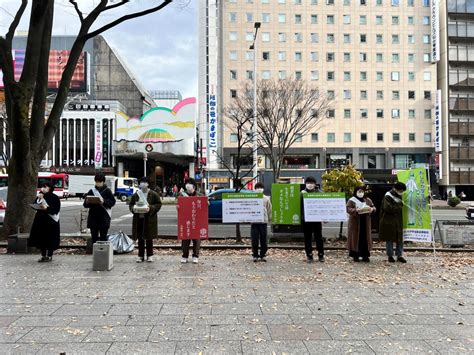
[0,0,185,238]
[0,104,9,169]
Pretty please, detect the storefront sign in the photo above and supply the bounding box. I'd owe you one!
[303,192,347,222]
[434,89,442,152]
[177,196,209,240]
[94,120,102,168]
[222,193,264,223]
[272,184,301,225]
[208,94,217,149]
[431,0,440,62]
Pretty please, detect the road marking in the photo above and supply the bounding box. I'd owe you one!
[111,214,133,223]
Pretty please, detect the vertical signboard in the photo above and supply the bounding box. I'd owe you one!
[435,89,442,152]
[208,94,217,149]
[271,184,301,225]
[431,0,440,63]
[94,119,103,169]
[177,196,209,240]
[102,120,109,167]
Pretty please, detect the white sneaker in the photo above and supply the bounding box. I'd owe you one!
[136,257,144,263]
[180,258,188,264]
[192,257,199,264]
[146,256,153,262]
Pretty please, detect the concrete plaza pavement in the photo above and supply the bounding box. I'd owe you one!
[0,250,473,354]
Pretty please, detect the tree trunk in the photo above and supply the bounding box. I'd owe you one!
[235,224,243,244]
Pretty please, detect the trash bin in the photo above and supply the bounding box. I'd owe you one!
[92,241,113,271]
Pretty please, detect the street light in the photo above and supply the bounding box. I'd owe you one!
[250,22,261,185]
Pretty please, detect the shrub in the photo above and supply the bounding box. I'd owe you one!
[447,196,461,207]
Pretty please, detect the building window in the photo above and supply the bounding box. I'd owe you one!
[230,133,238,142]
[278,51,286,61]
[360,90,368,100]
[424,91,431,100]
[278,70,287,80]
[229,51,237,60]
[343,34,351,43]
[327,133,335,142]
[392,109,400,118]
[343,15,351,24]
[311,71,319,80]
[344,71,351,81]
[409,133,416,142]
[278,14,286,23]
[295,52,302,61]
[423,53,431,62]
[327,15,335,24]
[424,133,432,142]
[423,0,429,7]
[376,15,383,25]
[360,52,367,62]
[408,35,415,44]
[408,72,415,81]
[343,90,351,99]
[246,32,254,41]
[376,0,382,5]
[327,33,335,43]
[423,34,430,44]
[262,52,270,61]
[376,53,383,62]
[408,91,416,99]
[392,53,399,63]
[360,71,367,81]
[376,109,384,118]
[230,70,237,80]
[360,0,366,5]
[229,12,237,22]
[262,32,270,42]
[262,70,271,79]
[360,15,367,25]
[294,32,303,42]
[392,35,399,44]
[424,109,432,119]
[246,70,254,80]
[245,51,254,61]
[344,133,352,142]
[310,33,319,43]
[310,52,319,61]
[392,90,400,100]
[295,14,302,24]
[392,16,399,25]
[326,109,335,118]
[344,52,351,61]
[408,109,415,119]
[327,90,335,99]
[295,134,303,142]
[423,72,431,81]
[295,71,302,80]
[376,72,383,81]
[327,52,335,61]
[360,109,368,118]
[393,133,400,142]
[344,109,351,118]
[262,13,270,23]
[311,14,318,24]
[376,34,383,44]
[376,90,384,100]
[360,34,367,43]
[311,133,319,142]
[230,89,237,98]
[408,53,415,62]
[391,0,399,6]
[423,16,430,25]
[278,33,287,43]
[246,13,253,22]
[377,133,384,141]
[229,32,237,41]
[391,72,400,81]
[327,71,335,80]
[361,133,367,142]
[407,0,414,5]
[408,16,414,25]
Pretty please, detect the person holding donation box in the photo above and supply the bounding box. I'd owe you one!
[129,177,162,263]
[178,178,202,264]
[346,186,376,262]
[251,182,272,262]
[28,182,61,262]
[83,173,116,244]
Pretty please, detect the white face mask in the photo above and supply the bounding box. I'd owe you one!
[185,184,195,193]
[255,188,264,194]
[356,191,365,198]
[139,182,149,190]
[95,182,104,188]
[41,187,49,194]
[306,183,315,191]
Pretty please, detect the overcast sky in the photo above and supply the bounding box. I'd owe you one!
[0,0,197,99]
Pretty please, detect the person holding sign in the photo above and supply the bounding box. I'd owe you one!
[129,177,162,263]
[178,178,202,264]
[83,173,116,245]
[346,186,376,262]
[28,182,61,262]
[379,182,407,263]
[251,182,272,262]
[301,176,325,263]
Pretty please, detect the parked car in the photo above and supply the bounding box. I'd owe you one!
[0,187,7,224]
[207,188,253,221]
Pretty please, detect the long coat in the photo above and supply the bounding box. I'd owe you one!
[346,197,375,252]
[378,190,404,243]
[28,192,61,251]
[129,189,162,240]
[83,185,116,230]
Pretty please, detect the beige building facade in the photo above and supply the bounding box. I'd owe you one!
[200,0,437,183]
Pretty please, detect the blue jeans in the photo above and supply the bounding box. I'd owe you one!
[386,241,403,257]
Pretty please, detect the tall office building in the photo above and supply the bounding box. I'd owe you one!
[199,0,437,186]
[438,0,474,197]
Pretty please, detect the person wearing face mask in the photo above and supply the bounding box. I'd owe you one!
[178,178,202,263]
[129,177,162,262]
[83,173,116,245]
[379,182,407,263]
[346,186,376,262]
[28,182,61,262]
[301,176,325,263]
[251,182,272,262]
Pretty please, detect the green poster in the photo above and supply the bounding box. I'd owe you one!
[396,168,433,243]
[271,184,301,225]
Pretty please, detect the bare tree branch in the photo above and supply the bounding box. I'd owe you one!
[85,0,172,40]
[104,0,130,12]
[6,0,27,43]
[69,0,84,22]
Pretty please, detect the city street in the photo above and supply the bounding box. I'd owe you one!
[59,198,469,237]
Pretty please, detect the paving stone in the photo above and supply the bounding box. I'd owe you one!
[91,296,143,304]
[68,315,129,327]
[107,341,177,354]
[211,303,262,315]
[432,324,474,340]
[107,303,163,316]
[427,339,474,353]
[183,314,239,325]
[175,340,242,354]
[0,326,33,343]
[37,342,112,354]
[160,303,211,315]
[127,315,184,326]
[304,340,375,354]
[290,314,346,325]
[142,294,190,304]
[122,287,169,297]
[379,324,448,340]
[341,314,400,325]
[268,324,331,341]
[83,325,152,342]
[210,324,271,341]
[238,314,293,325]
[10,316,73,327]
[366,340,438,354]
[307,302,362,315]
[1,343,44,354]
[0,304,62,316]
[241,340,309,354]
[260,302,312,315]
[393,314,474,325]
[53,304,112,317]
[148,325,211,341]
[323,324,388,340]
[18,326,91,343]
[0,316,19,327]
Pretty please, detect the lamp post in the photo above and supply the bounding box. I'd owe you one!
[250,22,261,185]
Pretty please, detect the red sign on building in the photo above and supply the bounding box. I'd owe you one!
[177,196,209,240]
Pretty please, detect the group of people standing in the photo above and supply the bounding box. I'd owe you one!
[27,173,409,265]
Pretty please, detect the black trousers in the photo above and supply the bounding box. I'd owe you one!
[303,222,324,257]
[138,238,153,258]
[91,228,108,244]
[182,239,201,258]
[41,249,53,257]
[251,223,268,258]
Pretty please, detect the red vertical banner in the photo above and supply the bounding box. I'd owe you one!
[177,196,209,240]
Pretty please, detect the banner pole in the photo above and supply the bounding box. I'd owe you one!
[426,166,437,261]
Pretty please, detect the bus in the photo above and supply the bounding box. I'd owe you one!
[0,172,69,198]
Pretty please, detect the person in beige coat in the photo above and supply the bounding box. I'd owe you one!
[251,182,272,262]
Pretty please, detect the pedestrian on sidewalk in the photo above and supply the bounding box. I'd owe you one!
[251,182,272,262]
[129,177,162,263]
[28,182,61,262]
[346,186,376,263]
[178,178,202,264]
[379,182,407,263]
[301,176,325,263]
[83,173,116,244]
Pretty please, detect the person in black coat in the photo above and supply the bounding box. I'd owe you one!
[83,173,116,244]
[28,182,61,262]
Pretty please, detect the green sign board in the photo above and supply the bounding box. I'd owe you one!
[271,184,301,225]
[222,192,263,199]
[303,192,346,199]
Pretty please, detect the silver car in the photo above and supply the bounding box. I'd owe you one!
[0,187,7,224]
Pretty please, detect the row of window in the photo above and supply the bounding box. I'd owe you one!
[324,108,433,119]
[448,0,474,13]
[230,31,432,45]
[229,69,433,81]
[230,132,432,143]
[229,0,431,7]
[232,51,433,63]
[230,13,431,26]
